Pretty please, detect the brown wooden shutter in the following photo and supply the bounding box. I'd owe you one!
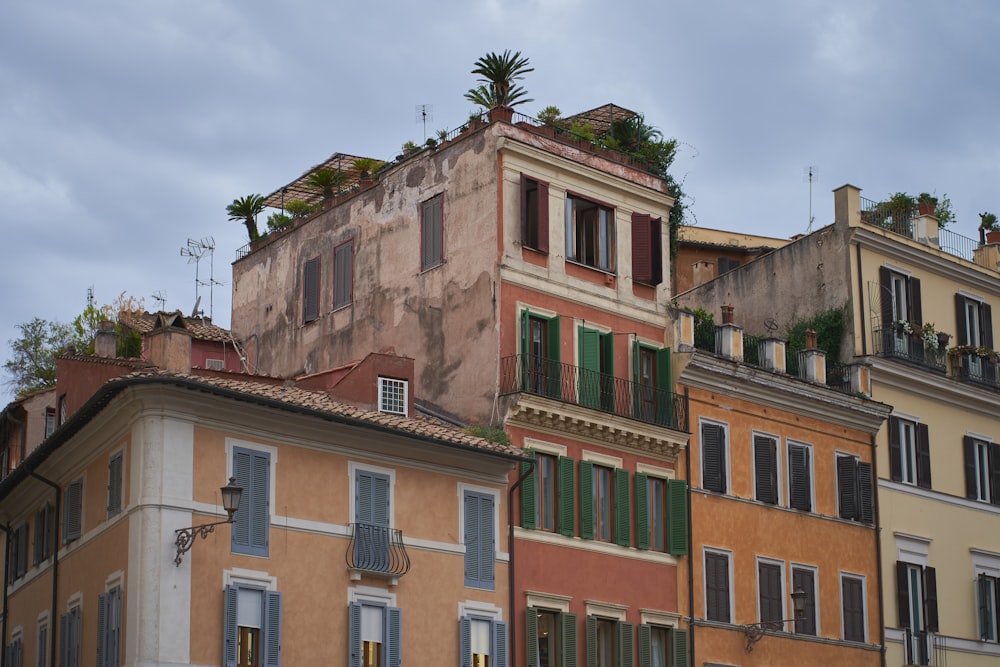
[792,569,816,635]
[701,424,725,493]
[982,303,994,348]
[956,294,969,344]
[879,267,893,328]
[837,455,857,520]
[888,417,902,482]
[788,445,811,511]
[896,561,911,628]
[908,277,922,324]
[858,462,874,523]
[758,562,782,623]
[537,181,549,253]
[990,443,1000,506]
[632,213,653,283]
[964,436,978,499]
[754,436,777,504]
[916,423,932,489]
[924,566,939,632]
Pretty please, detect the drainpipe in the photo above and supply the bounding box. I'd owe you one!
[869,433,886,667]
[29,473,60,667]
[684,387,695,666]
[2,522,8,667]
[507,457,535,667]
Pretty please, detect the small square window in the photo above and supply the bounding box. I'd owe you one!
[378,378,407,416]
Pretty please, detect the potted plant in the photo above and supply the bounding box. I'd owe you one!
[352,158,381,184]
[917,192,937,216]
[980,212,1000,244]
[284,199,314,220]
[306,168,347,207]
[464,50,534,123]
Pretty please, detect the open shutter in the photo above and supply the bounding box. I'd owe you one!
[459,618,472,667]
[558,456,575,536]
[667,479,688,556]
[924,567,939,632]
[585,617,597,667]
[264,590,282,667]
[916,423,932,489]
[33,507,44,565]
[618,622,633,667]
[494,620,508,667]
[480,495,496,587]
[964,436,978,499]
[754,436,776,504]
[837,456,858,520]
[561,613,578,667]
[579,461,594,540]
[537,182,550,252]
[908,277,922,325]
[888,417,902,482]
[632,213,653,283]
[387,607,402,667]
[223,586,238,667]
[990,443,1000,506]
[59,613,68,667]
[520,459,537,529]
[879,267,893,329]
[525,609,539,667]
[96,593,106,667]
[858,462,874,524]
[670,629,688,667]
[983,302,994,348]
[546,315,562,399]
[979,574,992,640]
[614,469,630,547]
[896,562,911,628]
[955,293,970,344]
[347,603,362,667]
[635,473,649,550]
[637,625,650,667]
[464,493,480,586]
[64,480,82,543]
[655,347,672,426]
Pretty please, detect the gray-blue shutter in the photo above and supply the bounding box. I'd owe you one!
[232,448,270,556]
[387,607,402,667]
[459,617,472,667]
[480,495,495,588]
[264,590,282,667]
[525,608,539,667]
[70,608,80,667]
[97,593,106,667]
[64,480,83,543]
[348,603,362,667]
[494,620,508,667]
[110,587,121,667]
[223,586,238,667]
[464,493,479,587]
[231,450,252,549]
[614,468,630,547]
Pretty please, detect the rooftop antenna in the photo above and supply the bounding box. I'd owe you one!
[180,237,225,320]
[416,104,433,142]
[804,166,818,233]
[152,290,167,310]
[87,286,95,309]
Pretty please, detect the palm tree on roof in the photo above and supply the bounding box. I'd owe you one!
[226,194,266,243]
[464,50,534,109]
[306,167,347,204]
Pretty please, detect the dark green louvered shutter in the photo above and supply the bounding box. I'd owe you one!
[223,586,238,667]
[671,629,688,667]
[525,609,539,667]
[348,603,362,667]
[655,347,672,426]
[387,607,402,667]
[521,457,537,529]
[579,328,601,409]
[618,622,633,667]
[614,469,630,547]
[579,461,594,540]
[635,473,649,550]
[264,590,282,667]
[547,316,562,398]
[585,616,597,667]
[562,612,578,667]
[667,479,688,555]
[637,624,651,667]
[558,456,575,536]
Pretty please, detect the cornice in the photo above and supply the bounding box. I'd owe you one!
[868,356,1000,417]
[679,352,891,432]
[504,393,688,461]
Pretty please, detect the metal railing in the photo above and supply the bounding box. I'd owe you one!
[953,351,1000,389]
[345,523,410,577]
[873,328,947,372]
[498,354,688,431]
[904,628,933,666]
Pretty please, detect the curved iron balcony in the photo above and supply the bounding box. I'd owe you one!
[346,523,410,578]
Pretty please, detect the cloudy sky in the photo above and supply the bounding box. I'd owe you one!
[2,1,998,400]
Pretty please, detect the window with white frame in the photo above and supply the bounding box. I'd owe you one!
[757,558,784,626]
[704,548,732,623]
[378,377,407,416]
[97,585,122,667]
[565,193,615,272]
[889,416,931,488]
[787,442,812,512]
[965,435,1000,505]
[459,608,507,667]
[224,584,282,667]
[348,589,401,667]
[36,617,47,667]
[753,434,779,505]
[6,630,22,667]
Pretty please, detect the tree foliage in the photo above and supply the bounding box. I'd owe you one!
[465,50,534,109]
[226,194,266,243]
[3,318,73,396]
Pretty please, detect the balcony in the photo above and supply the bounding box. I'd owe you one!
[952,350,1000,390]
[498,354,688,432]
[345,523,410,582]
[873,328,946,373]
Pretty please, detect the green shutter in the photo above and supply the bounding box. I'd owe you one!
[558,456,575,536]
[618,622,633,667]
[520,311,530,392]
[601,332,615,411]
[525,609,539,667]
[547,315,562,398]
[586,616,597,667]
[614,469,630,547]
[667,479,688,556]
[635,473,649,550]
[579,328,601,408]
[637,625,651,667]
[656,348,672,426]
[579,461,594,540]
[561,613,578,667]
[670,629,688,667]
[521,458,537,529]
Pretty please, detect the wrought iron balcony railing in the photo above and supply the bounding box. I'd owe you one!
[952,351,1000,389]
[873,328,946,372]
[345,523,410,577]
[498,354,688,432]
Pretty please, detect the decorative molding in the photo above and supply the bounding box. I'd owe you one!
[879,479,1000,515]
[513,526,678,566]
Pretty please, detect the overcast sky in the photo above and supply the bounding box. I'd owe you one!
[2,1,999,401]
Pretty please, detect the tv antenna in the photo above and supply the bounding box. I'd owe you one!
[152,290,167,310]
[804,166,818,233]
[87,286,95,309]
[416,104,433,142]
[180,237,225,320]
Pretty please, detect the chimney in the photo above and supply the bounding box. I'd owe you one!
[677,310,695,351]
[717,308,743,361]
[799,330,826,384]
[761,337,787,373]
[146,327,192,372]
[692,260,715,288]
[94,321,117,358]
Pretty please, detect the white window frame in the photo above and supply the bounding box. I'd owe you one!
[970,434,993,503]
[703,546,734,624]
[839,571,868,643]
[755,556,786,625]
[377,377,408,416]
[895,417,918,485]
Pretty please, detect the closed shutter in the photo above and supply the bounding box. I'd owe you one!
[33,506,44,565]
[69,609,80,667]
[578,328,602,409]
[59,613,68,667]
[843,576,865,641]
[788,445,811,511]
[347,603,362,667]
[983,303,995,348]
[701,423,725,493]
[223,586,238,667]
[618,622,633,667]
[464,491,495,589]
[494,620,508,667]
[108,453,123,517]
[303,257,320,323]
[232,448,270,557]
[915,423,932,489]
[655,347,672,426]
[754,436,777,504]
[264,590,282,667]
[525,609,539,667]
[858,462,874,524]
[386,607,402,667]
[333,241,353,309]
[558,456,575,537]
[924,567,939,632]
[667,479,688,556]
[990,443,1000,506]
[520,459,537,529]
[632,213,653,283]
[635,473,649,550]
[637,625,651,667]
[579,461,594,540]
[758,562,782,623]
[97,593,106,667]
[837,456,858,520]
[896,561,911,628]
[421,196,443,270]
[614,469,630,547]
[561,612,578,667]
[792,569,816,635]
[64,480,83,543]
[355,470,390,569]
[670,629,688,667]
[546,315,561,399]
[888,417,902,482]
[706,552,730,623]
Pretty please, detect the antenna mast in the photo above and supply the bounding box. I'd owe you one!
[416,104,433,142]
[804,166,819,233]
[180,237,225,320]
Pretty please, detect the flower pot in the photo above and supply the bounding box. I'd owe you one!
[488,106,514,123]
[986,231,1000,245]
[918,202,936,216]
[937,332,950,348]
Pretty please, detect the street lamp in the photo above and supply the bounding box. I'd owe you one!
[742,586,809,652]
[174,477,243,566]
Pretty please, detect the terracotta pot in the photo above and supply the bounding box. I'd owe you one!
[918,202,936,216]
[488,106,514,123]
[986,230,1000,245]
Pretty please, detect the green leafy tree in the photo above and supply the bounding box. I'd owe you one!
[465,50,534,109]
[4,318,73,396]
[226,194,266,242]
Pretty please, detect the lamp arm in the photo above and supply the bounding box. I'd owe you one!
[174,518,234,567]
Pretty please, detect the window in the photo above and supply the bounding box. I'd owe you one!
[841,574,866,643]
[878,267,921,356]
[231,447,270,557]
[637,624,687,667]
[717,257,740,275]
[978,573,1000,642]
[348,601,401,667]
[565,193,615,272]
[757,560,783,626]
[6,635,22,667]
[586,616,632,667]
[464,490,496,590]
[45,409,56,438]
[8,522,27,582]
[421,194,443,270]
[578,327,613,411]
[63,479,83,544]
[955,294,995,384]
[896,562,937,664]
[753,435,779,505]
[206,359,226,371]
[33,503,54,565]
[787,443,812,512]
[631,213,663,285]
[632,343,671,426]
[224,585,282,667]
[377,378,407,416]
[521,452,574,535]
[525,608,576,667]
[58,606,81,667]
[792,567,817,636]
[107,452,123,518]
[521,174,549,253]
[520,311,561,399]
[580,462,629,546]
[334,240,354,309]
[354,469,391,572]
[836,454,873,523]
[889,416,930,488]
[58,396,67,427]
[37,621,47,667]
[700,422,727,494]
[460,616,507,667]
[97,586,122,667]
[303,256,320,323]
[965,436,1000,504]
[635,474,688,555]
[705,550,732,623]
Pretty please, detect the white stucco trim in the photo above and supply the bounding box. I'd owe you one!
[513,526,677,565]
[639,609,681,627]
[525,591,572,613]
[522,438,567,457]
[224,567,277,591]
[585,599,628,622]
[349,585,396,607]
[581,449,623,469]
[66,591,83,611]
[839,571,868,644]
[459,600,503,621]
[895,532,931,566]
[348,461,396,527]
[880,479,1000,514]
[636,463,675,480]
[105,569,125,591]
[882,262,912,277]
